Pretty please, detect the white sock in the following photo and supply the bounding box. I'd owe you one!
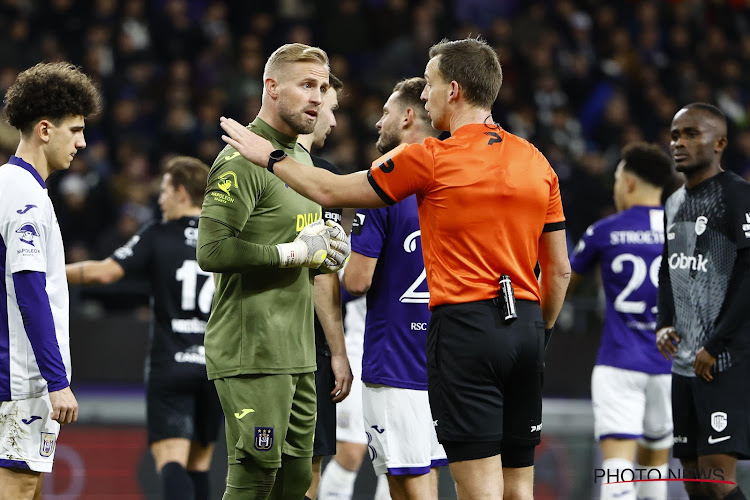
[600,458,636,500]
[374,473,391,500]
[318,459,358,500]
[636,463,667,500]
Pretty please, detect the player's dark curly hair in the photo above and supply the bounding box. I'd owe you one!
[4,62,101,135]
[621,142,677,189]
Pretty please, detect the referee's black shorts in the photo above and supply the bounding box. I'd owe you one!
[427,299,545,467]
[313,352,337,457]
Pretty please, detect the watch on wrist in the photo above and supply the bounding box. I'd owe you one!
[267,149,288,174]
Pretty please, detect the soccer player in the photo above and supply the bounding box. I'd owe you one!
[219,37,570,499]
[65,157,221,500]
[297,74,354,500]
[341,77,446,500]
[570,143,677,500]
[657,103,750,500]
[0,62,100,500]
[196,43,350,500]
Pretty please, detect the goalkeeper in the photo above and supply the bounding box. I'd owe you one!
[196,43,349,500]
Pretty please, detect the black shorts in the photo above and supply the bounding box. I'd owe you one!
[672,361,750,460]
[313,353,337,457]
[147,368,223,445]
[427,299,544,465]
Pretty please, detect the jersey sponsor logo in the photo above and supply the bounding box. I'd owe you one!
[667,223,676,240]
[40,432,56,457]
[484,131,502,145]
[609,230,664,245]
[296,212,321,232]
[695,216,708,236]
[351,213,366,235]
[323,210,342,224]
[184,227,198,247]
[113,235,140,260]
[530,423,542,432]
[22,415,42,425]
[254,427,274,451]
[16,222,39,246]
[174,345,206,364]
[16,204,37,214]
[674,435,688,444]
[708,435,731,444]
[668,252,708,273]
[171,318,207,334]
[234,408,255,419]
[410,322,428,331]
[224,151,241,162]
[711,412,728,432]
[211,171,238,204]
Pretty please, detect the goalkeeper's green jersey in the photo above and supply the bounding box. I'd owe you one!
[200,118,322,379]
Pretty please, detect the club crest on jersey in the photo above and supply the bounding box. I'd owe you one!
[40,432,56,457]
[254,427,274,451]
[16,222,40,246]
[695,216,708,236]
[711,412,728,433]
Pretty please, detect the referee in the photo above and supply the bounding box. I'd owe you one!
[219,37,571,500]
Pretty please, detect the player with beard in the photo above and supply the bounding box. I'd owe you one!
[657,103,750,500]
[196,43,350,500]
[341,77,446,500]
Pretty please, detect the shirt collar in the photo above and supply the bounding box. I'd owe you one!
[8,155,46,188]
[250,117,298,150]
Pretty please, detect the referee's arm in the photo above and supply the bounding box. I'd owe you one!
[538,229,571,329]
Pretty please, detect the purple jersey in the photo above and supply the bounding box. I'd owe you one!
[570,206,671,374]
[350,195,430,390]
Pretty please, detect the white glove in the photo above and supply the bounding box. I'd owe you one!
[319,220,351,273]
[276,219,330,268]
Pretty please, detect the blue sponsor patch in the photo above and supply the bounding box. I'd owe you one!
[254,427,273,451]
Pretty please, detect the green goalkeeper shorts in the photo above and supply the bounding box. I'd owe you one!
[214,372,316,468]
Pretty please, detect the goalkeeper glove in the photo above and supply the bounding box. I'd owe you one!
[276,219,330,268]
[319,220,351,273]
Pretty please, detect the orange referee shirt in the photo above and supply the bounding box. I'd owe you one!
[368,123,565,309]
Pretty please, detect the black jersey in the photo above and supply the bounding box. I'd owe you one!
[112,216,214,375]
[311,155,343,357]
[658,171,750,376]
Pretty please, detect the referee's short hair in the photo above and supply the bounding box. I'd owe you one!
[165,156,210,207]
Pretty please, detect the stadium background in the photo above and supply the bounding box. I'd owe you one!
[2,0,750,497]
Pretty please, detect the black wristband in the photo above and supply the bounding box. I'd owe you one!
[267,149,287,174]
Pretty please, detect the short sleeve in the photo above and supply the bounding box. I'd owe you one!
[200,147,269,231]
[569,224,601,275]
[3,193,50,274]
[726,176,750,250]
[111,222,156,276]
[351,207,388,259]
[367,143,434,204]
[544,166,566,231]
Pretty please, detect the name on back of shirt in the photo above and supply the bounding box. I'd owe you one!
[609,230,664,245]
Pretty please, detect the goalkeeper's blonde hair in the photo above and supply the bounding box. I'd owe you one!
[263,43,329,81]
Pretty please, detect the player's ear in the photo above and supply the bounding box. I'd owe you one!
[264,76,279,99]
[36,120,52,144]
[715,136,728,155]
[403,107,415,128]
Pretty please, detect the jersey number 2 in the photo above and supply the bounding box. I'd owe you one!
[176,260,214,314]
[611,253,660,314]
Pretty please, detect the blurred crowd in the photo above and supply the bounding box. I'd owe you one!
[2,0,750,264]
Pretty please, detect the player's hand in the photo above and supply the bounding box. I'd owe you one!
[276,219,331,269]
[219,117,274,168]
[49,386,78,425]
[694,347,716,382]
[329,353,353,403]
[656,326,680,361]
[319,221,350,274]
